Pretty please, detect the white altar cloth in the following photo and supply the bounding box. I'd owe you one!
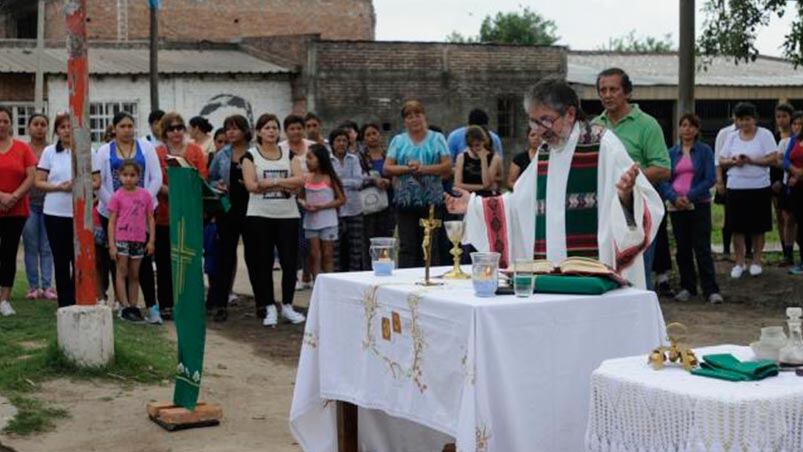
[586,344,803,452]
[289,267,666,451]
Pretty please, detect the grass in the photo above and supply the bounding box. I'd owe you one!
[0,274,176,436]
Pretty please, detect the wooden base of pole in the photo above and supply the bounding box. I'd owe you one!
[147,401,223,431]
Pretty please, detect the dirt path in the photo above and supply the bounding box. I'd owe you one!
[2,256,801,451]
[1,308,306,452]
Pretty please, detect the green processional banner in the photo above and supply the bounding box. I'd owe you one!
[168,167,206,410]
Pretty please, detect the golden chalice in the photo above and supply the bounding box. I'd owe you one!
[441,221,470,279]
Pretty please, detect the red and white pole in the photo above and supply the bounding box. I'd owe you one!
[65,0,97,305]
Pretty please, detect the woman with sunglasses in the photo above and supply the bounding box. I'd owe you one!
[154,112,208,319]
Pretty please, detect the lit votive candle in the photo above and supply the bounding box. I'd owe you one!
[373,258,394,276]
[473,278,497,297]
[472,266,497,297]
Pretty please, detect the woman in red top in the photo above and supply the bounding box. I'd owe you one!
[0,106,37,316]
[154,112,208,319]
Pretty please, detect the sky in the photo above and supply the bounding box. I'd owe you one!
[373,0,793,57]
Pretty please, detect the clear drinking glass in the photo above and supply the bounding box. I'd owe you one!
[513,259,535,297]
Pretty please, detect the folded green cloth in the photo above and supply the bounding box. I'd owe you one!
[533,275,620,295]
[690,353,779,382]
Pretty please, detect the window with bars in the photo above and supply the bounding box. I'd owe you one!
[497,97,519,139]
[0,103,43,140]
[90,101,138,143]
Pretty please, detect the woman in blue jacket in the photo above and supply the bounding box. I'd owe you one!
[659,113,723,304]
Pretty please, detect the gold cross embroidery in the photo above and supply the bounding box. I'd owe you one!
[171,218,196,302]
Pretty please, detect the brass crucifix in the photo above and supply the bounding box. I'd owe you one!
[417,204,443,286]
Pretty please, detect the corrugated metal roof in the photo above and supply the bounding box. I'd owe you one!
[0,46,290,75]
[568,52,803,87]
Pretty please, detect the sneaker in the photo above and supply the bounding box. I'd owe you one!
[161,307,173,321]
[263,305,278,327]
[730,265,744,279]
[295,280,307,291]
[112,301,122,312]
[213,308,228,323]
[121,307,143,322]
[748,264,763,276]
[228,292,239,306]
[708,293,724,304]
[674,289,692,302]
[656,281,675,297]
[281,304,306,324]
[42,288,57,300]
[145,305,163,325]
[788,265,803,275]
[97,298,108,307]
[25,288,39,300]
[0,300,15,316]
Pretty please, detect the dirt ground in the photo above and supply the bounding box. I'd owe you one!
[2,257,801,452]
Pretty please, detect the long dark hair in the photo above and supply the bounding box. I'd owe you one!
[308,143,344,197]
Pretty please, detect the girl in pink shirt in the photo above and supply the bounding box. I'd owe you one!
[108,160,155,322]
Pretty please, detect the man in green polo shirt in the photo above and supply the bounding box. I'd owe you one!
[593,67,670,290]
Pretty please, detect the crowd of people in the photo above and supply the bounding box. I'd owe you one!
[0,66,802,323]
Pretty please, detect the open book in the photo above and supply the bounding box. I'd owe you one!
[512,257,629,286]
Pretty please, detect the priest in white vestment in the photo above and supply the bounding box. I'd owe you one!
[446,78,664,289]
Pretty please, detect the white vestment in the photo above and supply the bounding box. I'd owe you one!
[463,123,665,289]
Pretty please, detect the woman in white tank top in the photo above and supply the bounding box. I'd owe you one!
[241,114,306,327]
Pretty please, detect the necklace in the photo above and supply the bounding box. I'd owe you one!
[117,140,135,159]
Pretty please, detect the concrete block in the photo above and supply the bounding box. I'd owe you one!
[56,305,114,368]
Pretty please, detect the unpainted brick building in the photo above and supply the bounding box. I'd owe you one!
[1,0,375,42]
[246,36,567,151]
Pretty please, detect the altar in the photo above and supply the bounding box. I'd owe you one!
[289,267,666,451]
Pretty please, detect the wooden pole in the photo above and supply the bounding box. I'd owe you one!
[34,0,45,112]
[149,3,159,111]
[678,0,695,120]
[65,0,97,305]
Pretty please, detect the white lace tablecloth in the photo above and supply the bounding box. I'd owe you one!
[289,267,666,452]
[586,344,803,452]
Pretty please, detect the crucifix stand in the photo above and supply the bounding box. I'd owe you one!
[417,204,443,286]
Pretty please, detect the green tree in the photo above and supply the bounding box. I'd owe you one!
[445,31,476,44]
[598,30,675,53]
[698,0,803,66]
[444,7,559,45]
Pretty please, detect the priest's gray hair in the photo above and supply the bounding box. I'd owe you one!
[523,77,583,119]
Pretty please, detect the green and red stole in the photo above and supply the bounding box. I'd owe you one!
[534,124,603,259]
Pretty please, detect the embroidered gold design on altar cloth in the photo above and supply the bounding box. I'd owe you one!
[475,425,490,452]
[362,284,430,392]
[303,332,318,349]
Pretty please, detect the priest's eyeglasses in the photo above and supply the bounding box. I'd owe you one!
[528,115,561,130]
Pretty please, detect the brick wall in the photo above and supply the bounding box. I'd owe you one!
[43,0,375,42]
[308,41,566,149]
[0,74,35,102]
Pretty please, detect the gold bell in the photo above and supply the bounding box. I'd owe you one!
[648,350,666,370]
[682,352,699,371]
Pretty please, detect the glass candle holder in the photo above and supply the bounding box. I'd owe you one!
[370,237,396,276]
[471,252,500,297]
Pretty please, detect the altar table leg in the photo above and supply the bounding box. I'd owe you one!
[337,401,358,452]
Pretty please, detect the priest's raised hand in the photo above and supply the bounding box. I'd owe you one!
[616,163,640,206]
[444,187,471,214]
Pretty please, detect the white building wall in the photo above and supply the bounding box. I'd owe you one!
[47,74,293,141]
